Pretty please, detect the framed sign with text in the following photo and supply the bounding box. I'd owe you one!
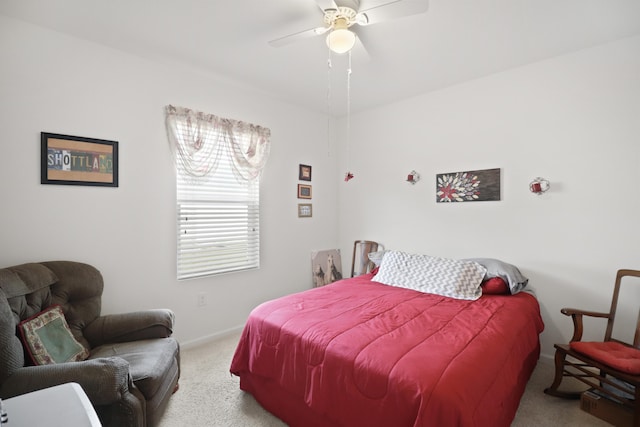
[41,132,119,187]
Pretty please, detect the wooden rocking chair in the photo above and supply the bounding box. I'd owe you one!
[544,269,640,426]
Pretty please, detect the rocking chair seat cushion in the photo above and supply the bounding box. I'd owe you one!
[570,341,640,374]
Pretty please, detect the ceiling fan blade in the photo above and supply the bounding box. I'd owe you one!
[357,0,429,26]
[315,0,338,12]
[353,31,372,62]
[268,26,328,48]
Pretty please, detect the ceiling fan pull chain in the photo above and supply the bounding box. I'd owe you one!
[327,56,333,112]
[326,54,333,157]
[346,50,352,178]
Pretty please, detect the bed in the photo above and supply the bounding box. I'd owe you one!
[230,252,544,427]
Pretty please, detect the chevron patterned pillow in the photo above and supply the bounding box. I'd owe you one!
[372,251,486,300]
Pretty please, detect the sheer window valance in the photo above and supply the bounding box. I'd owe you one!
[164,105,270,182]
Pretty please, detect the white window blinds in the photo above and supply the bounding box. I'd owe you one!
[165,105,270,280]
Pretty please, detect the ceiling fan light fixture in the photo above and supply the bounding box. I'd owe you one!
[326,28,356,54]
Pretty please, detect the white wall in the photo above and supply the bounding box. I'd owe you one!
[0,15,339,345]
[338,35,640,358]
[2,13,639,359]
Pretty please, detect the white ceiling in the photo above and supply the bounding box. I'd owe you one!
[2,0,640,116]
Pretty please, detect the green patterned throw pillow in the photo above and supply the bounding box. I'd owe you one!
[18,305,90,365]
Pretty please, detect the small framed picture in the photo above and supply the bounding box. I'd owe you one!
[299,164,312,181]
[298,203,312,218]
[41,132,119,187]
[297,184,312,199]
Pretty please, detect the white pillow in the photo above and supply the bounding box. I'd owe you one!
[463,258,529,294]
[372,251,486,300]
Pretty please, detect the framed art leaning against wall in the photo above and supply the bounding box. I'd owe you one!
[41,132,119,187]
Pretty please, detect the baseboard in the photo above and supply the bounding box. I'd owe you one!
[539,352,554,361]
[179,325,244,350]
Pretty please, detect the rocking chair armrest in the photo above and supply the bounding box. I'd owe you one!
[560,308,610,318]
[560,308,611,342]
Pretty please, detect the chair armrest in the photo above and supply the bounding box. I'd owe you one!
[560,307,611,342]
[0,357,131,405]
[84,309,175,347]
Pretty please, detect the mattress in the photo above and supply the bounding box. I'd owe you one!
[230,272,544,427]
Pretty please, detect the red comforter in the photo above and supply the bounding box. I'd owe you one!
[230,273,544,427]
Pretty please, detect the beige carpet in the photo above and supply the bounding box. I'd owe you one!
[158,332,611,427]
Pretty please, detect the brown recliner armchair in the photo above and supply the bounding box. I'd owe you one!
[0,261,180,427]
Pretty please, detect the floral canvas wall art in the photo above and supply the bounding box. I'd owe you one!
[436,168,501,203]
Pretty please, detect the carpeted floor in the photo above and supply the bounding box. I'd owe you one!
[158,332,611,427]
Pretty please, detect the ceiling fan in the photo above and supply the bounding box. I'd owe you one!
[269,0,429,54]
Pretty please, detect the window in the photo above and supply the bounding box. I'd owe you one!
[165,106,270,280]
[176,148,259,279]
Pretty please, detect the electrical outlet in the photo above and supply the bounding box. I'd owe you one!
[196,292,207,307]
